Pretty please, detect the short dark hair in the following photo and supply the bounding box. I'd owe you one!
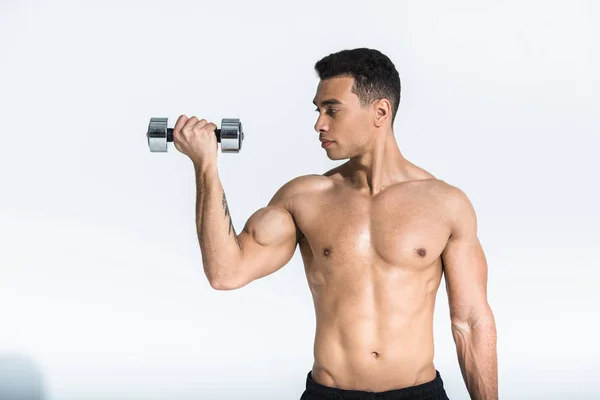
[314,48,401,124]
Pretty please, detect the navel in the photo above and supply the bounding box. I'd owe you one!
[371,351,380,359]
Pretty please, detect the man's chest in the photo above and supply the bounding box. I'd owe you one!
[294,186,453,268]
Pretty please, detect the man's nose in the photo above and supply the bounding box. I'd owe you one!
[314,116,328,133]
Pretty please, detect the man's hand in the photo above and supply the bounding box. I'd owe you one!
[172,115,218,168]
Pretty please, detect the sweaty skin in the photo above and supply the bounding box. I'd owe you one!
[197,76,495,395]
[285,164,450,392]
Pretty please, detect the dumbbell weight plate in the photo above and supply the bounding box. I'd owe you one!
[220,118,244,153]
[147,117,244,153]
[147,118,169,152]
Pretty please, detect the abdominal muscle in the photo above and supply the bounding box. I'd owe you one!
[307,264,441,392]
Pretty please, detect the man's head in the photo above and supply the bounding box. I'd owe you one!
[313,48,401,160]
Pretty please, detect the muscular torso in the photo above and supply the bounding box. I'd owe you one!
[288,164,453,391]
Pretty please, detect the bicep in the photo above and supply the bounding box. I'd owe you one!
[443,235,489,323]
[225,175,314,289]
[234,204,298,287]
[442,188,490,325]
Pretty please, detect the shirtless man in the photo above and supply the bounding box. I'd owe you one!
[172,48,498,400]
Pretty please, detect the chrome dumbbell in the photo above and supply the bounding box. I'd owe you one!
[146,117,245,153]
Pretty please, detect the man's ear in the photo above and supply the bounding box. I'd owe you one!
[373,98,392,127]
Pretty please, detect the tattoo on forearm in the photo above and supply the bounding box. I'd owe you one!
[222,192,242,250]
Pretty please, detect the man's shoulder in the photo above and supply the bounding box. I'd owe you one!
[269,173,334,207]
[413,177,465,200]
[428,180,477,225]
[404,177,473,216]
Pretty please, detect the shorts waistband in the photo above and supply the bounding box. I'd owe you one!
[304,370,446,400]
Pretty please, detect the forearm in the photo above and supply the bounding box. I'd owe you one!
[452,313,498,400]
[194,163,243,287]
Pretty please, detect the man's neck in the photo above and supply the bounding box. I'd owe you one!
[345,132,412,196]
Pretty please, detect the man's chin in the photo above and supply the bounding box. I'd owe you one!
[326,153,347,161]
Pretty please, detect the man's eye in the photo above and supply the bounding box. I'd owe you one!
[314,108,338,115]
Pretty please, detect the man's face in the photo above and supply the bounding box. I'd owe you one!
[313,77,374,160]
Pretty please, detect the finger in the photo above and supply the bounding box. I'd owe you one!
[192,118,209,132]
[204,122,218,133]
[183,116,200,131]
[173,115,189,135]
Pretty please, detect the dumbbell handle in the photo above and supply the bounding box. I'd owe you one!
[166,128,222,143]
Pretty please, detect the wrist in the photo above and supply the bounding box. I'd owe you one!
[194,161,218,177]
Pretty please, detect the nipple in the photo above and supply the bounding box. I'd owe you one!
[416,248,427,257]
[323,248,331,257]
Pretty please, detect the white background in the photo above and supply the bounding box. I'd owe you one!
[1,0,599,399]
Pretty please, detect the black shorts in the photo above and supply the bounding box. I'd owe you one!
[300,370,450,400]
